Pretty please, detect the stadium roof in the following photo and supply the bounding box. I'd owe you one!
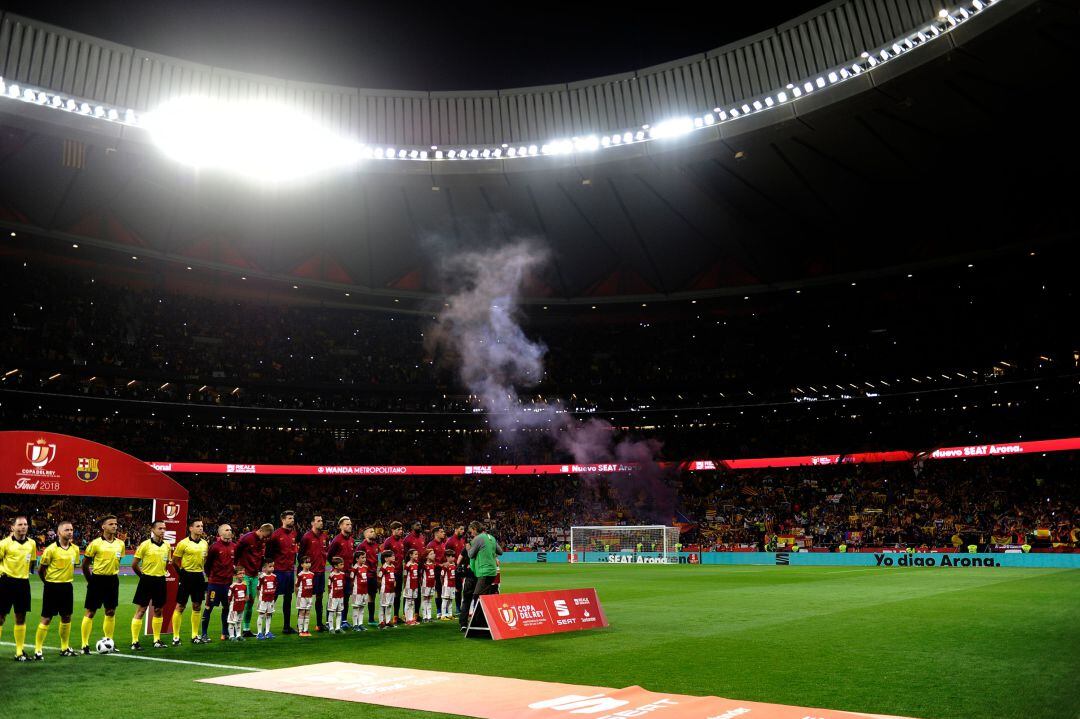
[0,0,1074,304]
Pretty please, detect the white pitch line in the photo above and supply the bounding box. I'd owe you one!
[0,640,263,672]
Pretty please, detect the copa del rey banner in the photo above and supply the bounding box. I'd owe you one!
[2,431,188,502]
[1,431,190,634]
[202,662,916,719]
[479,588,608,640]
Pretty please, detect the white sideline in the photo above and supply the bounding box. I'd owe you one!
[0,640,263,672]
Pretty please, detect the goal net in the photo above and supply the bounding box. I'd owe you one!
[570,525,680,564]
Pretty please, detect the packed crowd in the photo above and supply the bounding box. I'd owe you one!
[3,255,1073,418]
[678,454,1080,550]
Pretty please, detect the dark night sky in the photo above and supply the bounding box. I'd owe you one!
[2,1,824,91]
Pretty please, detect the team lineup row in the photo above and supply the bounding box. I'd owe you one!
[0,510,505,660]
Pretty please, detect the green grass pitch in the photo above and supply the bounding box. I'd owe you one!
[1,564,1076,719]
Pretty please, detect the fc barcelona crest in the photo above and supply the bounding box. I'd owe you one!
[76,457,100,482]
[163,501,180,521]
[26,439,57,468]
[499,604,518,627]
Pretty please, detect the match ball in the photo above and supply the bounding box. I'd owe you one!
[95,638,115,654]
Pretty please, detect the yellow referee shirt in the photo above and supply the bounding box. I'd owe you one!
[40,542,80,583]
[0,536,37,579]
[84,537,125,576]
[134,538,171,577]
[173,536,208,573]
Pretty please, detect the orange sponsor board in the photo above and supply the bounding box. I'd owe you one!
[480,588,608,640]
[200,661,916,719]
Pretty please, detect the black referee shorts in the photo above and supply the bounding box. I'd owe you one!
[84,574,120,611]
[133,575,167,608]
[176,570,207,605]
[0,575,31,615]
[41,581,74,618]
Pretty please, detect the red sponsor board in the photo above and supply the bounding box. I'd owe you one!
[152,498,188,632]
[923,436,1080,459]
[720,450,913,469]
[146,462,641,476]
[145,434,1080,476]
[479,588,608,640]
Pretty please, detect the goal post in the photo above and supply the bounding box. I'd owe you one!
[570,525,680,564]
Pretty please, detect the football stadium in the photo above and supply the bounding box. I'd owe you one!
[0,0,1077,717]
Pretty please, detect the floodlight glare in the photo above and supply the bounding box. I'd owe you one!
[144,96,363,181]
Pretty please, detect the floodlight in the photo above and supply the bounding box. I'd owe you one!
[143,96,363,181]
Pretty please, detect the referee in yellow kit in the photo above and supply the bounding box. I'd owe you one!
[130,520,172,650]
[171,519,209,645]
[81,515,124,653]
[0,515,37,661]
[34,520,80,659]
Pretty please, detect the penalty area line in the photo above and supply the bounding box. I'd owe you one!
[0,640,264,672]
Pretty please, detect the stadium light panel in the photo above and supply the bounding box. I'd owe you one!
[143,96,363,182]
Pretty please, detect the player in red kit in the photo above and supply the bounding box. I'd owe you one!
[327,557,347,633]
[403,522,427,571]
[295,557,315,637]
[266,510,299,635]
[444,524,468,613]
[425,526,447,615]
[377,551,396,629]
[326,516,355,630]
[350,550,369,632]
[256,561,277,640]
[201,523,235,642]
[358,527,381,626]
[421,550,438,622]
[226,569,247,641]
[440,550,457,620]
[381,521,405,623]
[402,549,420,625]
[298,515,328,632]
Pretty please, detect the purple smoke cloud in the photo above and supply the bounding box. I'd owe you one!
[427,240,674,523]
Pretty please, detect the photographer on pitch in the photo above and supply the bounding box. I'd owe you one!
[460,521,502,630]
